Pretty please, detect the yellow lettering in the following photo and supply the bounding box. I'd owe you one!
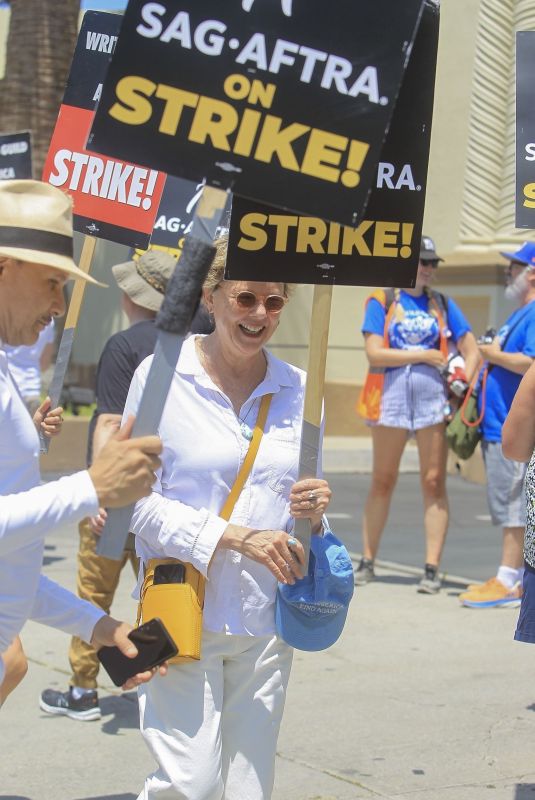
[223,74,250,101]
[524,182,535,209]
[373,221,399,257]
[248,79,276,109]
[109,76,156,125]
[269,214,299,251]
[254,116,309,171]
[327,222,341,254]
[189,96,238,150]
[296,217,327,253]
[223,74,276,108]
[301,129,347,183]
[234,109,262,157]
[341,221,374,255]
[238,213,269,251]
[156,84,199,135]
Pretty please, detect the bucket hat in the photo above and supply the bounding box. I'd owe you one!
[0,180,101,284]
[112,250,176,312]
[275,531,354,651]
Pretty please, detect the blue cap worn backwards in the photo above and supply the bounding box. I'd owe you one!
[500,241,535,266]
[275,531,354,652]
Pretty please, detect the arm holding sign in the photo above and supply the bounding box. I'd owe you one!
[0,180,167,710]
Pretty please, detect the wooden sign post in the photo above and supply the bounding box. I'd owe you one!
[40,235,97,453]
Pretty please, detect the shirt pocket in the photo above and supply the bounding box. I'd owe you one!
[266,437,300,497]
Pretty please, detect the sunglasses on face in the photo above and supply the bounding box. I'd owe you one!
[419,259,439,268]
[230,290,287,314]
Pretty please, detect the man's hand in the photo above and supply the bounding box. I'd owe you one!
[33,397,64,439]
[88,415,162,508]
[478,337,502,364]
[90,616,168,690]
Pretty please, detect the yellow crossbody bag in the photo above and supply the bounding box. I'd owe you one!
[137,393,273,664]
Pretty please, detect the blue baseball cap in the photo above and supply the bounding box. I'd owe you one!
[275,531,354,651]
[500,241,535,266]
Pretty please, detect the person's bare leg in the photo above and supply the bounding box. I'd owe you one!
[415,423,449,567]
[501,527,524,569]
[361,426,409,560]
[0,637,28,708]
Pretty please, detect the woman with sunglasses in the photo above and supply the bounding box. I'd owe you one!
[356,236,479,593]
[123,237,332,800]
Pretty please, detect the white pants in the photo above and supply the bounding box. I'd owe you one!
[137,631,293,800]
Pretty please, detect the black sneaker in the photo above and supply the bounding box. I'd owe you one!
[355,557,375,586]
[39,687,101,721]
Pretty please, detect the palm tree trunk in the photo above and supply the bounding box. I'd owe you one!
[0,0,80,176]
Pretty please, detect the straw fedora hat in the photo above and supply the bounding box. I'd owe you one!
[0,179,101,285]
[112,249,176,312]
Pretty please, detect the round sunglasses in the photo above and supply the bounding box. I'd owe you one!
[230,290,287,314]
[419,258,439,268]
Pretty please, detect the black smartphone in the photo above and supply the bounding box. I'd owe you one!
[153,562,186,584]
[97,618,178,687]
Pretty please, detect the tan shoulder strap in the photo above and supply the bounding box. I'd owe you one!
[137,392,273,626]
[220,392,273,521]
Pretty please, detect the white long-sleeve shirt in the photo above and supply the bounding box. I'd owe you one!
[126,335,321,637]
[0,348,104,678]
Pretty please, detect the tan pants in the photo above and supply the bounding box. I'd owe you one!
[69,520,139,688]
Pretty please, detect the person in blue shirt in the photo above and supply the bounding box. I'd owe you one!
[460,242,535,609]
[356,236,479,593]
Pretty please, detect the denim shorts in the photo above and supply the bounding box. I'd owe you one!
[481,441,527,528]
[369,364,447,432]
[515,565,535,644]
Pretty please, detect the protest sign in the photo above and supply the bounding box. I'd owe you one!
[0,131,32,179]
[133,175,231,260]
[42,10,165,248]
[516,31,535,230]
[226,0,439,287]
[88,0,425,228]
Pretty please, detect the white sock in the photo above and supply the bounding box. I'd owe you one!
[71,686,95,699]
[496,565,524,589]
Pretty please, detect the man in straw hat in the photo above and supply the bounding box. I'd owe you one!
[0,180,164,707]
[41,249,180,720]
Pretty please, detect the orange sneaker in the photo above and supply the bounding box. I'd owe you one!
[459,577,522,608]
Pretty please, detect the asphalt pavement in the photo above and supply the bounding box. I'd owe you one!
[1,444,534,800]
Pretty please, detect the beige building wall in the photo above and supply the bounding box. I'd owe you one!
[2,2,533,434]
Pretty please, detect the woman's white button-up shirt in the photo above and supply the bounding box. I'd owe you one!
[126,335,321,637]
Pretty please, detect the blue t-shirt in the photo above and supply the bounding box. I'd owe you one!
[361,291,470,362]
[480,303,535,442]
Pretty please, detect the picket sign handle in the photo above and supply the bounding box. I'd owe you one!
[40,235,97,454]
[64,236,97,326]
[96,184,228,560]
[294,284,333,572]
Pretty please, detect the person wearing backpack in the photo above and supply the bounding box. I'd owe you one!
[356,236,479,593]
[459,242,535,609]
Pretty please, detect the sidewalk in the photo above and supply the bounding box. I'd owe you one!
[322,436,420,473]
[2,520,535,799]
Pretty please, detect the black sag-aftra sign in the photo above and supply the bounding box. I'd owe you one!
[88,0,425,228]
[516,31,535,230]
[226,0,439,288]
[0,132,32,180]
